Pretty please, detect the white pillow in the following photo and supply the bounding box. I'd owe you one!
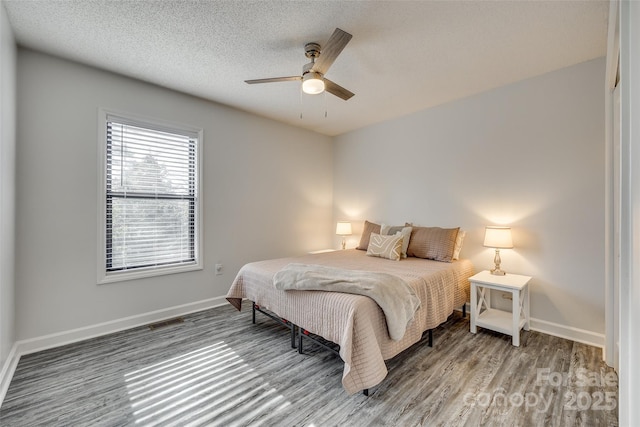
[452,230,466,260]
[366,233,403,261]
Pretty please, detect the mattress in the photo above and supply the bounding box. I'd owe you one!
[226,249,474,394]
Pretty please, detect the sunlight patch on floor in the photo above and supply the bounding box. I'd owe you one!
[124,341,291,425]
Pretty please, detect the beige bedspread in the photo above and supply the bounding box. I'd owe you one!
[226,249,474,394]
[274,263,421,340]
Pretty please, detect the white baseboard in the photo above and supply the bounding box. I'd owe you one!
[0,343,20,407]
[0,296,227,408]
[529,317,604,348]
[16,296,228,356]
[456,304,604,349]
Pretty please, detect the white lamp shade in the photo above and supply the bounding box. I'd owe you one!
[336,221,352,236]
[302,72,325,95]
[483,226,513,249]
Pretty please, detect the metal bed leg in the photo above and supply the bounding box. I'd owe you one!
[363,389,369,396]
[291,324,297,349]
[298,327,304,354]
[462,303,466,318]
[252,301,256,324]
[428,329,433,347]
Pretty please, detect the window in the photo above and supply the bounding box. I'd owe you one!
[98,110,202,283]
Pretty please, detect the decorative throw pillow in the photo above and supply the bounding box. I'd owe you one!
[406,226,460,262]
[381,224,412,258]
[357,220,381,250]
[366,233,403,261]
[380,224,402,235]
[452,230,466,260]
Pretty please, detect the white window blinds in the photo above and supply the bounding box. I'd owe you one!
[105,115,199,273]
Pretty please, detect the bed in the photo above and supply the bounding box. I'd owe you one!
[226,247,474,395]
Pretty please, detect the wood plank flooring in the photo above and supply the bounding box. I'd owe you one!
[0,304,618,426]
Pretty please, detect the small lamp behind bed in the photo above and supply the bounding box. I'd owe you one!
[336,221,352,250]
[483,226,513,275]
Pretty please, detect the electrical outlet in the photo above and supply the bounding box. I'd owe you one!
[215,264,223,275]
[502,292,513,300]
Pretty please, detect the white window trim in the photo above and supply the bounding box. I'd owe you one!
[97,108,203,284]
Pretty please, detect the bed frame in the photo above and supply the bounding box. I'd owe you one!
[251,300,467,396]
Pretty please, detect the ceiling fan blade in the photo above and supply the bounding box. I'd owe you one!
[245,76,302,84]
[324,78,355,101]
[313,28,352,75]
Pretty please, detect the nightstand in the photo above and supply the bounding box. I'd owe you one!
[469,270,532,346]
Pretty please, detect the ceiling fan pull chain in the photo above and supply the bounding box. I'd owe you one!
[324,90,328,118]
[300,86,304,119]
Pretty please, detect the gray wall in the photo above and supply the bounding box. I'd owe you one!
[0,2,16,370]
[15,49,333,340]
[333,58,606,341]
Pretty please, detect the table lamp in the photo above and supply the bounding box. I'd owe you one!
[336,221,352,250]
[483,226,513,275]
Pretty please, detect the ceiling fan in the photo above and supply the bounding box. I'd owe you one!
[245,28,355,101]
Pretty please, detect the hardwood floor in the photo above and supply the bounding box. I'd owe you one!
[0,304,618,426]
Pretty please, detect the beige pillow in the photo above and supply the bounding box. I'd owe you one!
[357,220,381,250]
[381,224,412,258]
[406,226,460,262]
[366,233,403,261]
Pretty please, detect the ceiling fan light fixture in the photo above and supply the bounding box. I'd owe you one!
[302,72,325,95]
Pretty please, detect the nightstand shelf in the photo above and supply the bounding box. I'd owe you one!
[476,308,527,336]
[469,270,532,347]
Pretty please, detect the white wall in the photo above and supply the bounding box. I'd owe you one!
[0,1,16,372]
[334,58,606,344]
[15,49,333,341]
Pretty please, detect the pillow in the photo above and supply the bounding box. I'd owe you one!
[452,230,466,260]
[406,226,460,262]
[366,233,403,261]
[380,224,400,235]
[357,220,381,250]
[381,224,412,258]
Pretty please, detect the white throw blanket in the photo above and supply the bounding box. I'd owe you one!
[273,263,421,340]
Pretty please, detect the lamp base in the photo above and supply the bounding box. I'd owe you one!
[341,237,346,250]
[490,248,507,275]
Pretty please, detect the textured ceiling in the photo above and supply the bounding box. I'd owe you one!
[3,0,609,136]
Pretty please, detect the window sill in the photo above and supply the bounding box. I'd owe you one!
[98,262,203,284]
